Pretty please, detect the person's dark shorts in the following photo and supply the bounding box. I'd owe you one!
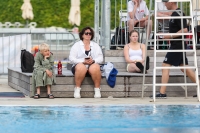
[163,52,188,66]
[71,64,91,77]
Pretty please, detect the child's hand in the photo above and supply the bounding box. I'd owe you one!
[46,69,52,77]
[44,51,50,60]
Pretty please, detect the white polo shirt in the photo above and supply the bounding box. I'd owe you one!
[157,2,167,11]
[127,0,149,21]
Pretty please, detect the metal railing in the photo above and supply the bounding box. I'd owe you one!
[95,0,128,49]
[0,31,77,74]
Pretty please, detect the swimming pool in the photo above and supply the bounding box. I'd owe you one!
[0,105,200,133]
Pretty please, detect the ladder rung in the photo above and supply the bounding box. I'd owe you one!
[194,9,200,11]
[155,83,198,86]
[156,16,192,19]
[156,33,193,36]
[156,39,192,41]
[144,84,153,86]
[143,83,198,86]
[155,50,195,52]
[148,39,192,42]
[155,66,196,69]
[156,0,191,2]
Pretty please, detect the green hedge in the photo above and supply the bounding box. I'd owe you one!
[0,0,127,29]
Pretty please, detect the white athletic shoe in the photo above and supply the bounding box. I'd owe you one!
[94,88,101,98]
[74,87,81,98]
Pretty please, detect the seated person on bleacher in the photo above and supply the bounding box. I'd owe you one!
[127,0,152,42]
[157,2,172,32]
[69,27,103,98]
[124,30,149,73]
[150,2,172,50]
[32,43,56,99]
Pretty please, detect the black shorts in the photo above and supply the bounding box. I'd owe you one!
[163,52,188,66]
[71,64,91,77]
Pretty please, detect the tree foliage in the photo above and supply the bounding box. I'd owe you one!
[0,0,93,29]
[0,0,190,30]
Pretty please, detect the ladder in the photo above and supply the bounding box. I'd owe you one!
[142,0,200,102]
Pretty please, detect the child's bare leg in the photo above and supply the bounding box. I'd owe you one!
[47,85,51,94]
[34,87,40,99]
[47,85,54,99]
[36,87,40,95]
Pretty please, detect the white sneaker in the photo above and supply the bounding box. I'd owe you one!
[74,87,81,98]
[94,88,101,98]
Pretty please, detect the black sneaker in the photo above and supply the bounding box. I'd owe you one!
[193,95,197,97]
[147,46,154,50]
[149,93,167,99]
[136,62,144,73]
[146,56,150,70]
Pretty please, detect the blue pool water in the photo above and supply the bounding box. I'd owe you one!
[0,105,200,133]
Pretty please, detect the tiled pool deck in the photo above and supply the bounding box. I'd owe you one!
[0,76,200,105]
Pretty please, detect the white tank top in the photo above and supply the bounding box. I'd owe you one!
[128,44,142,61]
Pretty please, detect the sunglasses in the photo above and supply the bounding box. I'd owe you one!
[84,32,92,36]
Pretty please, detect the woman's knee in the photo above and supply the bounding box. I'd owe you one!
[127,63,138,72]
[130,63,137,68]
[75,63,87,72]
[36,71,44,78]
[89,64,100,74]
[128,19,134,26]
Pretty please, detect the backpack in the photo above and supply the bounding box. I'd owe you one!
[110,27,130,49]
[21,49,34,73]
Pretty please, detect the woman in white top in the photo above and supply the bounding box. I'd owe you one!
[124,30,148,73]
[127,0,152,40]
[69,27,103,98]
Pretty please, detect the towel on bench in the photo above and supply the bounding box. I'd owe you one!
[102,62,118,88]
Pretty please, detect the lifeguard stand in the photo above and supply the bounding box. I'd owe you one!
[141,0,200,102]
